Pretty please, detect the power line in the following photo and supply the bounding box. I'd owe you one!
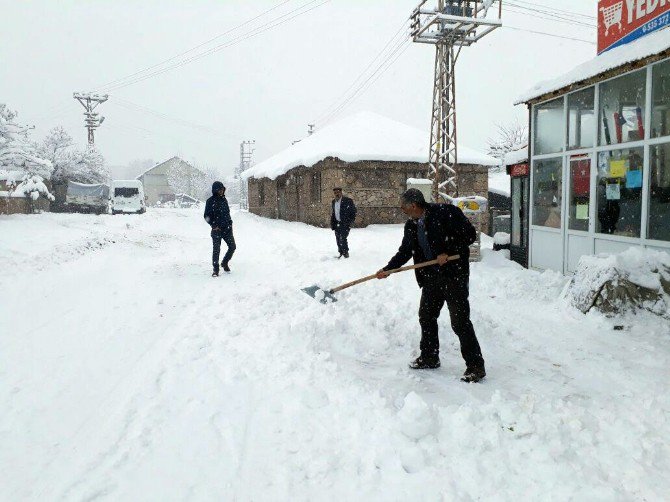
[101,0,330,92]
[510,0,596,21]
[505,4,596,30]
[94,0,292,92]
[314,18,411,124]
[505,25,596,45]
[319,38,412,126]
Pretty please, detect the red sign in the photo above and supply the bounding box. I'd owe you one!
[510,163,529,177]
[598,0,670,54]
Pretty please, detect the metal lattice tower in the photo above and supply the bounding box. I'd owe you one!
[73,92,108,147]
[410,0,501,201]
[237,140,255,210]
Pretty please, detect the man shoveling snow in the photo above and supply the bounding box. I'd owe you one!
[376,189,486,382]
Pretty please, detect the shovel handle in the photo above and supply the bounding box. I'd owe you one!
[329,254,460,294]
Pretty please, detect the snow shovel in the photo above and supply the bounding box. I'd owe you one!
[302,254,460,304]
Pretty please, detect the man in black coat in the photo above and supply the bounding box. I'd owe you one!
[376,188,485,382]
[330,187,357,258]
[204,181,236,277]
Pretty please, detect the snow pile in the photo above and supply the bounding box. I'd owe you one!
[243,111,497,180]
[517,28,670,103]
[567,247,670,319]
[493,232,510,246]
[10,175,55,201]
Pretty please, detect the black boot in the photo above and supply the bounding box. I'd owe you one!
[461,366,486,383]
[222,262,230,272]
[212,269,219,277]
[409,355,440,370]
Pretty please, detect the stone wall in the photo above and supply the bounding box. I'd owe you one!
[247,156,489,231]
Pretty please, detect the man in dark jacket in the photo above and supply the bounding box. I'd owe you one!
[376,188,485,382]
[330,187,357,258]
[204,181,236,277]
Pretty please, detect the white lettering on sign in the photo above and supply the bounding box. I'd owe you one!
[625,0,669,23]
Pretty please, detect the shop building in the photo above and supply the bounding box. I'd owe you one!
[515,17,670,273]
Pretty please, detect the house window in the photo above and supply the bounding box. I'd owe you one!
[259,181,265,206]
[568,87,595,150]
[649,142,670,242]
[599,69,646,146]
[596,147,644,238]
[651,60,670,139]
[533,97,564,155]
[532,158,562,228]
[311,172,321,202]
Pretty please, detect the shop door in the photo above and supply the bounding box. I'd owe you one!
[564,156,594,273]
[510,171,530,267]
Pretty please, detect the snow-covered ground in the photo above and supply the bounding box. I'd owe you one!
[1,208,669,501]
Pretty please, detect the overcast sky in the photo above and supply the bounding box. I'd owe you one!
[0,0,597,177]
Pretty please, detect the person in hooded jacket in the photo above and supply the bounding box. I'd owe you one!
[375,189,485,382]
[204,181,235,276]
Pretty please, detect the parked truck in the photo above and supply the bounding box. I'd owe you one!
[65,181,110,214]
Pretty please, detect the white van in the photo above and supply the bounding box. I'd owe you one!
[110,180,146,214]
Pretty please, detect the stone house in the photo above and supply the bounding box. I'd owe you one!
[243,112,496,231]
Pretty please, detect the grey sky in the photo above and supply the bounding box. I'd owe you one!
[0,0,597,177]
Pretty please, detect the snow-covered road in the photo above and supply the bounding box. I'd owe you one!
[1,208,669,501]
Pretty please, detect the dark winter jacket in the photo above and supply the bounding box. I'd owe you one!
[204,182,232,230]
[383,203,476,287]
[330,196,357,230]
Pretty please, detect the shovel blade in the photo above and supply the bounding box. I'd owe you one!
[301,285,337,304]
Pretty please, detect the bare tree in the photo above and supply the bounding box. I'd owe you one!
[487,121,528,171]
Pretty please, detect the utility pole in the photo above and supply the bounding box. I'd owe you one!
[410,0,501,201]
[237,140,255,210]
[308,124,315,136]
[73,92,108,147]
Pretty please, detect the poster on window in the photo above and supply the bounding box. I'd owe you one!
[598,0,670,54]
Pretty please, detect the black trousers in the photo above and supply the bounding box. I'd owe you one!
[334,225,350,254]
[211,227,236,271]
[418,274,484,369]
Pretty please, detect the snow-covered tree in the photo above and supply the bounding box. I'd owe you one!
[0,103,52,179]
[487,121,528,172]
[36,127,109,184]
[166,160,214,201]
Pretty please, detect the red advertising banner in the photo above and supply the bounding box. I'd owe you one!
[598,0,670,54]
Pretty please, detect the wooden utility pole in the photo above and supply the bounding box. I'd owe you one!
[73,92,108,147]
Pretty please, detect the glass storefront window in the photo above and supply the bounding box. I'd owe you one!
[649,142,670,241]
[651,60,670,139]
[533,98,564,155]
[568,87,595,150]
[532,158,562,228]
[596,147,644,237]
[568,157,591,231]
[599,69,646,146]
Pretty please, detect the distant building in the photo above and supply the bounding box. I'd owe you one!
[243,112,497,230]
[137,157,207,206]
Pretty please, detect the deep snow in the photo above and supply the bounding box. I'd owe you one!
[1,208,669,501]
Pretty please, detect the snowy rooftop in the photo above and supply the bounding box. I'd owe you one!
[488,170,510,197]
[242,111,497,180]
[504,147,528,166]
[516,28,670,104]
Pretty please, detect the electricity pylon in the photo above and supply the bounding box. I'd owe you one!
[410,0,501,201]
